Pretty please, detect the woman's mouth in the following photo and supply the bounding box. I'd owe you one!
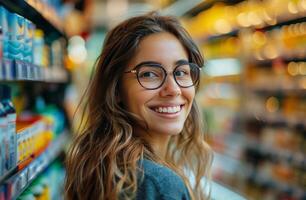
[150,105,184,114]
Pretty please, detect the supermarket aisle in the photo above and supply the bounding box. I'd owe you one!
[0,0,305,200]
[0,0,71,199]
[184,0,306,199]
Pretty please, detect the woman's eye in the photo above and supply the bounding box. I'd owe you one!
[175,70,188,77]
[139,71,158,78]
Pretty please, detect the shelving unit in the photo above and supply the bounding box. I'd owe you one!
[0,0,65,42]
[0,132,68,200]
[0,169,17,188]
[8,132,68,200]
[185,0,245,17]
[0,1,70,199]
[259,16,306,32]
[185,0,306,199]
[246,140,305,169]
[0,61,68,82]
[0,0,69,82]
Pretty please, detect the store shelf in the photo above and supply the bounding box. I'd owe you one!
[248,86,306,95]
[246,141,305,168]
[185,1,306,199]
[205,30,239,42]
[250,57,306,65]
[0,59,68,83]
[185,0,245,17]
[0,168,17,186]
[247,169,306,199]
[202,74,241,84]
[246,113,306,127]
[259,16,306,32]
[215,133,245,156]
[0,0,65,42]
[2,132,69,200]
[212,151,246,179]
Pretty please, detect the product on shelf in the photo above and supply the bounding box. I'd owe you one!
[186,0,306,41]
[16,115,53,169]
[0,185,4,200]
[32,29,44,68]
[0,6,12,80]
[0,6,67,82]
[201,36,241,59]
[3,133,67,200]
[0,98,6,177]
[6,11,24,61]
[24,19,35,64]
[17,160,65,200]
[243,21,306,60]
[0,85,17,175]
[25,0,64,32]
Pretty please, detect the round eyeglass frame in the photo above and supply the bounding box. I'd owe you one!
[124,62,201,90]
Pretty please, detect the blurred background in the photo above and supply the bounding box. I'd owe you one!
[0,0,305,200]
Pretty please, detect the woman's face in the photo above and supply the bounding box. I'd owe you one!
[120,32,195,141]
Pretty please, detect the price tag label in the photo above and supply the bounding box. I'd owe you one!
[15,60,24,80]
[3,59,13,80]
[0,61,3,80]
[30,64,35,80]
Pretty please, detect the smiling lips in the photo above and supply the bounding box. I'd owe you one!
[151,105,183,114]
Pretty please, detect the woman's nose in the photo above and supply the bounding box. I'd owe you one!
[159,74,181,97]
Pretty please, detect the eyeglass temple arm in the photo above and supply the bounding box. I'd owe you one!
[124,69,137,73]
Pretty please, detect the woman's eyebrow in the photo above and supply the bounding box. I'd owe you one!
[134,61,162,68]
[134,59,189,68]
[175,59,189,66]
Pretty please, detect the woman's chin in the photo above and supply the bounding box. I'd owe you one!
[152,126,184,137]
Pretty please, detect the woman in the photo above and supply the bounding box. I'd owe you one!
[65,12,213,200]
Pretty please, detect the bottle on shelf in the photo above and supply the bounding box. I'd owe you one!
[0,99,7,177]
[0,85,17,173]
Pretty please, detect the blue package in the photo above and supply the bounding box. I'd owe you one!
[6,12,24,61]
[0,7,9,59]
[0,85,17,171]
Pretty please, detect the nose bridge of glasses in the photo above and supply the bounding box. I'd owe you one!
[163,70,180,89]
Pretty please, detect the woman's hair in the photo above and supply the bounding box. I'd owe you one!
[65,11,213,200]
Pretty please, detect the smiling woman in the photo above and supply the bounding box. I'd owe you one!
[64,12,213,200]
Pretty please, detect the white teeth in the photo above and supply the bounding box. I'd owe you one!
[154,106,181,113]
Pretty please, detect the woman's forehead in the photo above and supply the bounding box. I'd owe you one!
[127,32,188,70]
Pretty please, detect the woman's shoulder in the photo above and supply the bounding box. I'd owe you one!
[141,159,181,182]
[136,159,190,200]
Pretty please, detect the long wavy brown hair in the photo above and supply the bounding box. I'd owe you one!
[65,12,213,200]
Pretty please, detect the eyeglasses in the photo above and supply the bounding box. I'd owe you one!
[124,61,201,90]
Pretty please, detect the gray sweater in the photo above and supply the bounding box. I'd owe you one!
[135,159,247,200]
[136,159,191,200]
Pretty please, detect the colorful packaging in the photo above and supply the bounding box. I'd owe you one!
[0,7,8,59]
[0,85,17,171]
[0,7,3,80]
[0,185,5,200]
[6,12,24,61]
[0,102,7,176]
[24,19,35,79]
[24,20,34,63]
[16,191,36,200]
[33,29,44,67]
[0,6,12,80]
